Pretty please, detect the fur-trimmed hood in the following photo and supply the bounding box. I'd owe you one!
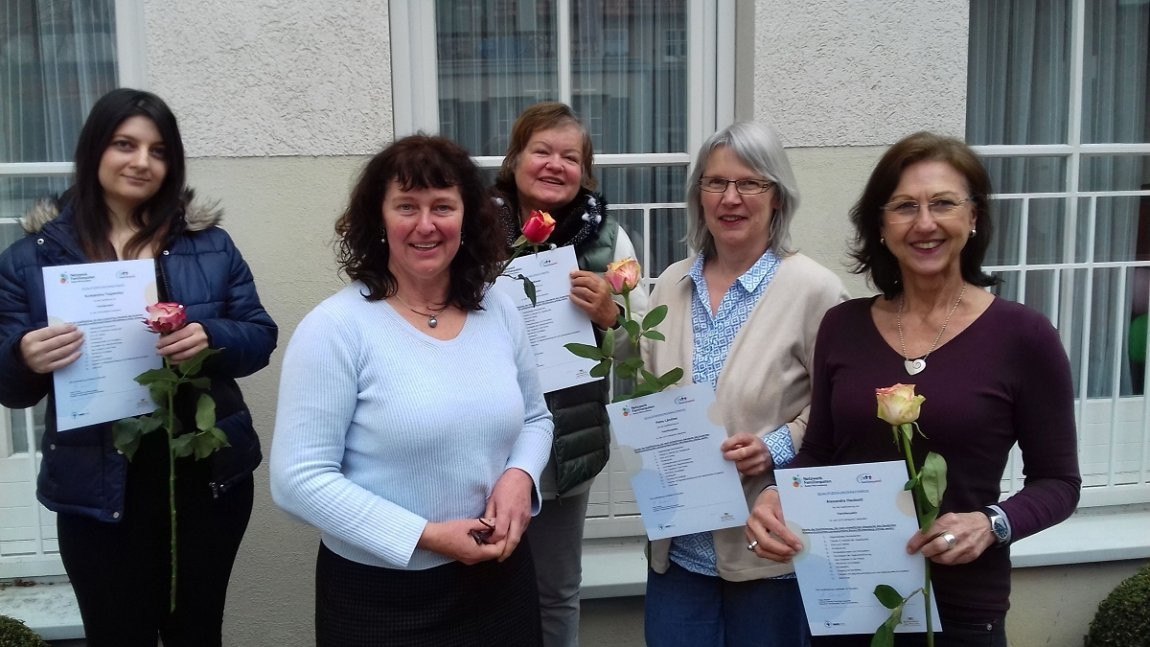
[21,188,222,235]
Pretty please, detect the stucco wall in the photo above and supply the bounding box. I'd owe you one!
[185,156,359,644]
[753,0,968,147]
[144,0,393,157]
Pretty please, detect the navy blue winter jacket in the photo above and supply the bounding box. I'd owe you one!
[0,196,277,522]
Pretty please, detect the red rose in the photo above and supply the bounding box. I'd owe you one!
[521,210,556,244]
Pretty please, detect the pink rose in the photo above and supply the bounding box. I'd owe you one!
[875,383,925,426]
[144,302,187,334]
[606,258,641,295]
[521,210,556,244]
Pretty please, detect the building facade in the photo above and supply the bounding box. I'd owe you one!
[2,1,1148,644]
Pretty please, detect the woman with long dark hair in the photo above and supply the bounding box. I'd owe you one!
[0,88,277,646]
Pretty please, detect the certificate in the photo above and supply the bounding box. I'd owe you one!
[42,259,161,431]
[606,383,747,540]
[492,245,599,394]
[774,461,941,636]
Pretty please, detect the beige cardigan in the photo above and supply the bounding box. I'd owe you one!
[643,252,848,581]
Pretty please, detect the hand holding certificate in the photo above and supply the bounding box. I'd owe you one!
[492,245,599,394]
[774,460,941,636]
[42,259,160,431]
[605,384,747,540]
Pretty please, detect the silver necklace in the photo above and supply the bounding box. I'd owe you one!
[896,283,966,376]
[391,293,447,329]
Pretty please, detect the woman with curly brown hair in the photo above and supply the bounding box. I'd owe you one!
[270,134,554,646]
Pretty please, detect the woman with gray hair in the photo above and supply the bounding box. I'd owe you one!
[641,121,847,645]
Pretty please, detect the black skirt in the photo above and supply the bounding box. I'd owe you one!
[315,539,542,646]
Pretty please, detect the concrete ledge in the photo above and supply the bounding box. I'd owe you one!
[1010,508,1150,568]
[0,577,83,641]
[579,508,1150,595]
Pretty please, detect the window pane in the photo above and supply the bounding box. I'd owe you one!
[1075,196,1143,263]
[967,0,1071,145]
[1081,0,1150,144]
[570,0,688,154]
[435,0,558,155]
[1079,155,1149,193]
[982,156,1066,194]
[0,176,70,223]
[1,0,117,163]
[986,197,1069,266]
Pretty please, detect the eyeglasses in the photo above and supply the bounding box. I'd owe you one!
[883,197,973,223]
[698,176,775,195]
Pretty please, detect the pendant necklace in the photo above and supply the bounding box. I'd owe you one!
[391,293,448,329]
[896,283,966,376]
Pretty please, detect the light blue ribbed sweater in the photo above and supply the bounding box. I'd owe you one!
[270,283,553,570]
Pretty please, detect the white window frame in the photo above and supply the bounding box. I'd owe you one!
[972,0,1150,512]
[390,0,735,539]
[0,0,146,580]
[969,0,1150,569]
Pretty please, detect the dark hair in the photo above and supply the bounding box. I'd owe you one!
[70,88,187,261]
[848,131,997,298]
[495,101,597,191]
[336,134,502,310]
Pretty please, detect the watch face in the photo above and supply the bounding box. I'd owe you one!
[990,515,1009,541]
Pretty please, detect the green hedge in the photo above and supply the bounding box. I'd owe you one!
[0,614,48,647]
[1085,563,1150,647]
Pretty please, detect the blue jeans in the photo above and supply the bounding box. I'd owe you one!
[645,562,811,647]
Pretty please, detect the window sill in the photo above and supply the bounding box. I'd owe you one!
[580,507,1150,597]
[0,576,83,640]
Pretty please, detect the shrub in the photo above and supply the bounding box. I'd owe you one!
[1085,562,1150,647]
[0,614,48,647]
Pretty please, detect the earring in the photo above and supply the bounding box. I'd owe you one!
[880,237,885,245]
[970,228,976,238]
[460,234,465,247]
[381,232,387,244]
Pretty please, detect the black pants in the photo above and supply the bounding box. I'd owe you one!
[56,434,253,647]
[315,539,543,646]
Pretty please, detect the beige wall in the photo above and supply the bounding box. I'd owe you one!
[187,157,357,644]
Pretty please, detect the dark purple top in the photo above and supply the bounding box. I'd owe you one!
[794,296,1081,622]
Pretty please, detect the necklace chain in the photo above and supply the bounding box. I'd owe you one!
[391,293,447,329]
[896,283,967,367]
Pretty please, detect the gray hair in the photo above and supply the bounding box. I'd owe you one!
[685,121,800,258]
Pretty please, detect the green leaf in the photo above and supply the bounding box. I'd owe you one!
[519,276,537,307]
[657,367,684,387]
[209,426,230,447]
[171,434,195,458]
[149,383,171,405]
[565,342,604,361]
[137,416,164,434]
[641,304,668,330]
[195,394,217,432]
[188,377,211,390]
[112,419,143,460]
[589,359,612,378]
[135,367,178,386]
[905,474,920,492]
[920,507,940,531]
[616,361,639,380]
[873,584,904,609]
[178,347,221,378]
[920,452,948,508]
[641,330,666,341]
[870,621,895,647]
[619,357,644,372]
[511,235,528,247]
[622,319,641,344]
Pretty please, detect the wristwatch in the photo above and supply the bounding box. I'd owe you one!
[980,506,1011,545]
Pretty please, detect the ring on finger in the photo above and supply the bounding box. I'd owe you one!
[747,540,759,551]
[940,532,957,550]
